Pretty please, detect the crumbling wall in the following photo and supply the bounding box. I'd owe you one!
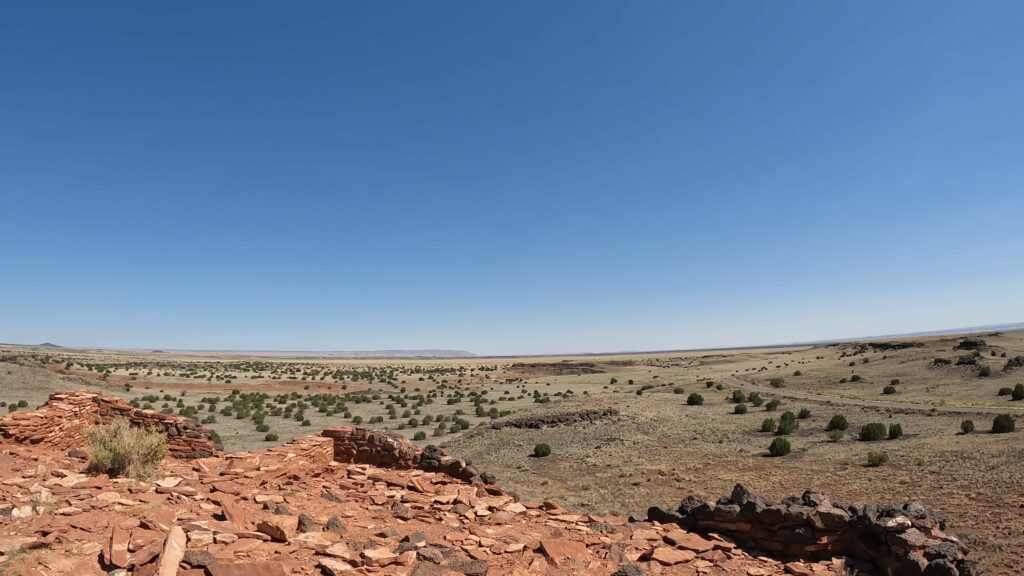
[648,484,982,576]
[0,391,218,459]
[319,426,480,482]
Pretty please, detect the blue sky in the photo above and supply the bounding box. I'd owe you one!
[1,2,1022,355]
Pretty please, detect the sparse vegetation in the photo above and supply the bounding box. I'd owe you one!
[960,419,974,434]
[992,414,1015,433]
[859,422,887,441]
[533,443,551,457]
[768,437,791,456]
[686,393,704,406]
[866,451,889,467]
[826,414,849,431]
[86,418,167,481]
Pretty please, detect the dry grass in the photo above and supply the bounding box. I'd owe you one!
[86,418,167,481]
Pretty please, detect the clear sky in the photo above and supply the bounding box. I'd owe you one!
[2,2,1022,355]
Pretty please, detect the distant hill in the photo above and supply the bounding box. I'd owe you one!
[139,349,479,359]
[35,343,63,349]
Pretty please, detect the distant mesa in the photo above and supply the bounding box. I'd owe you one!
[35,342,62,349]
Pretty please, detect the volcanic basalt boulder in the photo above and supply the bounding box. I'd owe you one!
[655,484,974,576]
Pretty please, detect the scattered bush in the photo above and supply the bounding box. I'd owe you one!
[731,390,747,403]
[827,429,844,442]
[978,365,992,377]
[859,422,887,441]
[1012,384,1024,401]
[768,437,791,457]
[533,443,552,457]
[673,386,685,394]
[761,418,776,432]
[264,433,279,441]
[734,403,748,414]
[992,414,1015,433]
[765,399,780,412]
[86,418,167,481]
[866,451,889,467]
[413,431,427,441]
[850,375,862,382]
[776,412,798,435]
[888,423,903,439]
[686,393,704,406]
[769,377,785,388]
[960,420,974,434]
[882,386,896,395]
[797,407,811,419]
[826,414,849,431]
[998,387,1013,396]
[748,392,764,407]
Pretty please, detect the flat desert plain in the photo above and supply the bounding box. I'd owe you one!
[1,330,1022,573]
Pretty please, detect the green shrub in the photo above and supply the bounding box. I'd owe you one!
[264,433,279,441]
[761,418,776,432]
[992,414,1015,433]
[850,374,862,382]
[866,451,889,467]
[686,393,704,406]
[775,414,798,436]
[860,423,887,441]
[769,377,785,388]
[882,386,896,395]
[1012,384,1024,401]
[827,429,844,442]
[826,414,849,431]
[705,381,715,388]
[255,423,270,432]
[673,386,685,394]
[352,416,363,424]
[413,431,427,441]
[734,403,748,414]
[890,379,900,385]
[301,419,311,426]
[797,407,811,419]
[960,420,974,434]
[16,400,27,408]
[731,390,746,403]
[768,437,791,457]
[765,399,780,412]
[978,365,992,377]
[533,443,552,457]
[86,418,167,481]
[748,392,764,407]
[997,387,1012,396]
[888,423,903,439]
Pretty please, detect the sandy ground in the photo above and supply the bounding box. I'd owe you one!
[1,329,1023,572]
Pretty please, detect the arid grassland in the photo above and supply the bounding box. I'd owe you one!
[1,330,1022,573]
